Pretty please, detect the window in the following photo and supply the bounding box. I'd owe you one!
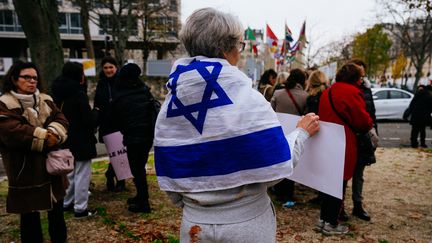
[389,91,411,99]
[69,13,81,34]
[58,12,82,34]
[99,14,137,36]
[0,10,21,32]
[92,0,106,8]
[374,91,388,100]
[169,0,177,11]
[99,14,112,35]
[148,16,177,37]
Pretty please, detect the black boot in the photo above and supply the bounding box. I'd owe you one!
[128,199,151,213]
[338,208,349,222]
[115,180,128,192]
[353,202,371,221]
[105,174,115,192]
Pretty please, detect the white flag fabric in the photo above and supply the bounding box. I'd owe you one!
[154,56,294,192]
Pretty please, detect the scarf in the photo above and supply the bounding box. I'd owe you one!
[10,89,51,127]
[154,56,294,192]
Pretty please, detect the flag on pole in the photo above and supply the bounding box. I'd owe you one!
[246,27,258,56]
[285,23,294,42]
[291,20,307,69]
[266,24,278,51]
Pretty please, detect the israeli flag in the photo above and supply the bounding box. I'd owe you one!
[155,56,293,192]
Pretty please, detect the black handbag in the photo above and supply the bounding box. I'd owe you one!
[328,88,376,166]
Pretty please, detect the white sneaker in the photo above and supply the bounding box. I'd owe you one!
[322,222,349,235]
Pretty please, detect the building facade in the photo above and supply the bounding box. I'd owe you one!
[0,0,181,69]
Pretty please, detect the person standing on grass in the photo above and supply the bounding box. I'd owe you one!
[270,68,308,208]
[94,56,126,192]
[348,59,379,222]
[110,63,157,213]
[317,63,373,235]
[51,62,98,218]
[0,61,69,243]
[154,8,320,242]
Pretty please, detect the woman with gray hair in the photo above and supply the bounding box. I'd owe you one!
[154,8,320,242]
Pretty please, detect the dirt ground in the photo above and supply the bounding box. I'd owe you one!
[0,147,431,243]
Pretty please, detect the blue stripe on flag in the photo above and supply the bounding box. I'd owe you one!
[155,126,291,178]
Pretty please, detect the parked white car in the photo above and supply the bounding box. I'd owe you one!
[372,88,414,120]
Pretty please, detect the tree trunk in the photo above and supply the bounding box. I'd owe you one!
[13,0,64,92]
[78,0,95,59]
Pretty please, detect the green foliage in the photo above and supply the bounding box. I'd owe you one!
[91,160,109,174]
[392,53,408,80]
[352,25,392,78]
[379,239,390,243]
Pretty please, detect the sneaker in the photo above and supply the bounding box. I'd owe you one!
[282,201,295,208]
[314,219,325,232]
[322,222,349,235]
[74,209,97,219]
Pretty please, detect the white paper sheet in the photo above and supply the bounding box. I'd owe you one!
[102,132,134,181]
[277,113,346,199]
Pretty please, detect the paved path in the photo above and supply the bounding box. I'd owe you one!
[377,121,432,148]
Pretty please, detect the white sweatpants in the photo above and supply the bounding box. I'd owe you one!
[63,160,92,213]
[180,203,276,243]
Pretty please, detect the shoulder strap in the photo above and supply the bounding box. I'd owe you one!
[328,88,357,133]
[285,89,302,115]
[262,85,270,96]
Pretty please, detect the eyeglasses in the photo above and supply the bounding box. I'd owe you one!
[238,41,246,52]
[19,75,38,82]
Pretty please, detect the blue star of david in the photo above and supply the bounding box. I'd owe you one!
[166,60,233,134]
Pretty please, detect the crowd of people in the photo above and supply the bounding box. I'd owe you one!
[0,6,431,243]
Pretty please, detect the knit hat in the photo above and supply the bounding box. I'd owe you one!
[118,63,141,81]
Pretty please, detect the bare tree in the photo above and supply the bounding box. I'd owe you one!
[135,0,172,75]
[378,0,432,90]
[74,0,95,59]
[91,0,138,65]
[12,0,64,89]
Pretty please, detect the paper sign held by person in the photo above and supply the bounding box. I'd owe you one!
[277,113,346,199]
[102,132,133,180]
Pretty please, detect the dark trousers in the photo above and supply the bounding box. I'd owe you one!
[127,142,152,203]
[410,124,426,146]
[20,200,67,243]
[320,180,347,225]
[352,161,366,203]
[272,178,295,202]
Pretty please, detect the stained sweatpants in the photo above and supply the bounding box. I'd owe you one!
[180,203,276,243]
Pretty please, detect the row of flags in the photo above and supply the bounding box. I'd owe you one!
[245,21,308,66]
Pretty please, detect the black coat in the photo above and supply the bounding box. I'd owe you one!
[306,92,323,114]
[51,76,97,160]
[360,84,378,132]
[111,85,155,146]
[409,88,432,126]
[94,74,118,141]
